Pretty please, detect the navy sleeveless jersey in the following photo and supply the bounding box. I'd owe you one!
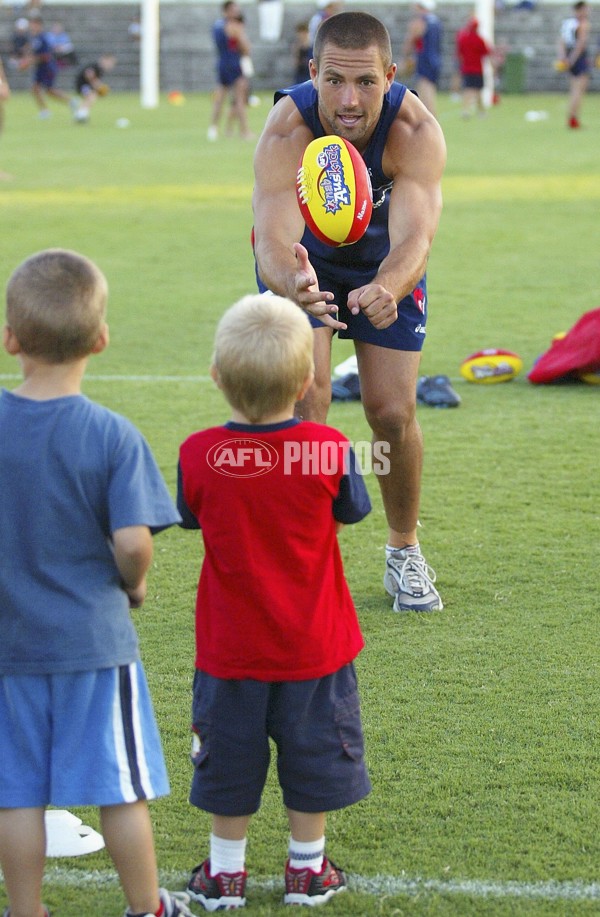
[275,80,407,277]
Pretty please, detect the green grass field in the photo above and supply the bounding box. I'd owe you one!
[1,88,599,916]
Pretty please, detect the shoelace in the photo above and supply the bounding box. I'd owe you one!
[388,551,437,596]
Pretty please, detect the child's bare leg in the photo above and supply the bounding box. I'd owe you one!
[287,809,325,842]
[212,814,251,841]
[100,800,160,915]
[0,807,46,917]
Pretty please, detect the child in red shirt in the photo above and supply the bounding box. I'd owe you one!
[178,293,372,910]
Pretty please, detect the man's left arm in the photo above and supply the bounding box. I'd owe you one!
[347,99,447,330]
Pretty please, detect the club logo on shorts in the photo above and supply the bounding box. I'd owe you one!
[412,286,426,314]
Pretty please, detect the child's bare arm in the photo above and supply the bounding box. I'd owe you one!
[112,525,153,608]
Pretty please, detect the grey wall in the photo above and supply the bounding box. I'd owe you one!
[0,3,593,94]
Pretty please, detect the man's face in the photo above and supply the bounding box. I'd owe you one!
[311,43,396,151]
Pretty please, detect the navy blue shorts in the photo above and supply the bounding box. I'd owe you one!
[254,250,428,351]
[569,53,589,77]
[34,63,58,88]
[218,63,243,87]
[309,279,428,352]
[190,664,371,815]
[417,62,441,85]
[462,73,484,90]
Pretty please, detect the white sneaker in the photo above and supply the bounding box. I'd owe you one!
[384,546,443,612]
[207,125,218,141]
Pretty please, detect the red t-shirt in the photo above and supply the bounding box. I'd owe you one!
[178,419,370,681]
[456,27,490,76]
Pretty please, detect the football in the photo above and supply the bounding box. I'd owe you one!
[578,369,600,384]
[460,349,523,384]
[296,135,372,247]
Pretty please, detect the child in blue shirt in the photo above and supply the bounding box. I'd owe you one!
[0,249,192,917]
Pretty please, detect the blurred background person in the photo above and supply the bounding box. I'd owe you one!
[128,13,142,43]
[292,20,312,83]
[400,0,443,117]
[558,0,591,128]
[0,55,11,180]
[73,54,116,123]
[208,0,253,142]
[308,1,343,58]
[456,15,492,118]
[9,17,30,69]
[47,20,78,70]
[19,14,75,119]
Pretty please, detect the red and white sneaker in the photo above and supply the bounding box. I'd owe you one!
[187,858,246,911]
[284,856,347,906]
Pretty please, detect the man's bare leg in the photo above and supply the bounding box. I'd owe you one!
[296,326,333,422]
[355,340,442,611]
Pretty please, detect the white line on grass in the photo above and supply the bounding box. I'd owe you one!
[1,373,471,386]
[13,869,600,902]
[0,374,212,383]
[352,874,600,902]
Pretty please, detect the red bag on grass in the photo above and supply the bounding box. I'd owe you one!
[528,307,600,383]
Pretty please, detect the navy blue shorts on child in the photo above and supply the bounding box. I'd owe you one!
[190,663,371,815]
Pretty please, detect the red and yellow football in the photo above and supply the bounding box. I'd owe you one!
[460,349,523,384]
[296,135,372,247]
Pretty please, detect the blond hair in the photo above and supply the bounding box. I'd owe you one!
[213,294,314,424]
[6,249,107,363]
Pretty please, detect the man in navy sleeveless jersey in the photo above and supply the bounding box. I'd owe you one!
[252,11,447,613]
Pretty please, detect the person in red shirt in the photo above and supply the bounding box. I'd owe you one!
[456,16,492,118]
[178,293,372,910]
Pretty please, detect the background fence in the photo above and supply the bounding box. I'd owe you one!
[0,2,596,94]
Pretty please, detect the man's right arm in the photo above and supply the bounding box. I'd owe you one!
[252,97,346,329]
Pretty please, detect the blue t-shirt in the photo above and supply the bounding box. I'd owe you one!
[0,390,181,675]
